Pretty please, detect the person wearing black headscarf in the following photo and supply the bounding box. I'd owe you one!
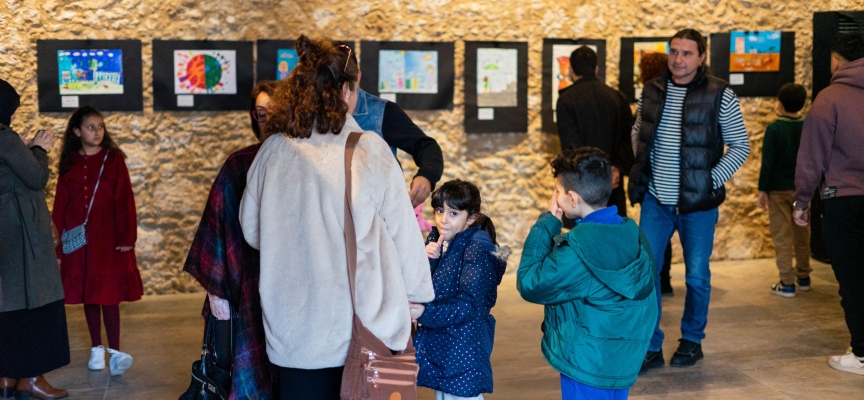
[0,78,70,399]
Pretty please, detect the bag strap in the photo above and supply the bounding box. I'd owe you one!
[343,132,363,314]
[83,149,110,226]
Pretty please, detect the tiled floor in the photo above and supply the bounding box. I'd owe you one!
[43,258,864,399]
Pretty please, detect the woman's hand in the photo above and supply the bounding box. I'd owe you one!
[116,246,134,252]
[425,234,444,259]
[28,129,57,150]
[208,293,231,320]
[409,302,426,323]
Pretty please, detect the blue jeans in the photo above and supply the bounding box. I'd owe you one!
[640,194,718,351]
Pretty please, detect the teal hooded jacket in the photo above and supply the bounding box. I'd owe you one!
[517,212,657,389]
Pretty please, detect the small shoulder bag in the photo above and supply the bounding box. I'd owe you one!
[339,132,420,400]
[61,150,109,254]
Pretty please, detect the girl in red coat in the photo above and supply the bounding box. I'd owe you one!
[52,106,143,377]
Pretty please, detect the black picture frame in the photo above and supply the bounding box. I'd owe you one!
[812,11,864,100]
[464,41,529,133]
[152,40,254,111]
[36,40,143,112]
[256,39,295,82]
[541,38,606,133]
[709,31,795,97]
[359,41,455,110]
[619,37,670,103]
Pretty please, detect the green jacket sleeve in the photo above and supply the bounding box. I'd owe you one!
[758,124,776,193]
[517,212,592,305]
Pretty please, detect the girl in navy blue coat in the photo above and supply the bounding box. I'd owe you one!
[411,180,509,400]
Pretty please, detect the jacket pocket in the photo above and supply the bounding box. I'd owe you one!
[579,299,653,342]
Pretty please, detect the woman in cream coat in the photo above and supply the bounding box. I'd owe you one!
[240,36,434,399]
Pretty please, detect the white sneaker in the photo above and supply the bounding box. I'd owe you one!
[828,352,864,375]
[88,346,105,370]
[107,348,133,376]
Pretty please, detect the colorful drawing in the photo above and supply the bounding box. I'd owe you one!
[174,50,237,94]
[551,44,597,113]
[57,49,124,95]
[276,48,299,80]
[730,30,781,72]
[378,50,438,94]
[634,42,669,98]
[477,48,518,107]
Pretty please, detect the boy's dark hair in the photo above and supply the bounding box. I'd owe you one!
[569,46,597,78]
[430,179,497,244]
[551,147,612,209]
[777,83,807,113]
[832,32,864,63]
[59,106,126,175]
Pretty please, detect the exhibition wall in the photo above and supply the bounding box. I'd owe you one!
[2,0,862,294]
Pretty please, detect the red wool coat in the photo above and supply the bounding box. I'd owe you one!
[52,147,143,305]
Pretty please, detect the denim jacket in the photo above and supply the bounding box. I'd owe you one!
[352,88,397,156]
[414,227,509,397]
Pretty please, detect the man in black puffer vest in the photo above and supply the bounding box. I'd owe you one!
[629,29,750,373]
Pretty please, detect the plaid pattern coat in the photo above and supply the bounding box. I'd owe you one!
[184,143,275,399]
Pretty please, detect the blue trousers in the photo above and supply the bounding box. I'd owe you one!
[639,194,718,351]
[560,375,628,399]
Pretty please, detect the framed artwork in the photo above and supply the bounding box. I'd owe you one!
[257,40,297,82]
[541,38,606,133]
[619,37,670,103]
[709,32,795,97]
[36,40,143,112]
[359,41,455,110]
[464,41,529,133]
[152,40,254,111]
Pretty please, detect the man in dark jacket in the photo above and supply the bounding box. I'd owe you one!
[629,29,749,372]
[556,46,634,218]
[793,32,864,376]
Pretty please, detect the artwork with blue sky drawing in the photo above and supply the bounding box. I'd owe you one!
[379,50,438,93]
[57,49,124,95]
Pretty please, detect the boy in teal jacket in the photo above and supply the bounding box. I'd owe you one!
[517,147,657,399]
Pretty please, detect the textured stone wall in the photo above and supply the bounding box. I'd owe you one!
[2,0,863,293]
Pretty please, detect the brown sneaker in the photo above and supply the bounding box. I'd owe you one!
[0,377,16,399]
[14,376,68,399]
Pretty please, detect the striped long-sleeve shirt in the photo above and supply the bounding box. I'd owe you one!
[631,82,750,206]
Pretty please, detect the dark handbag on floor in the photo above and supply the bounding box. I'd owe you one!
[60,150,109,254]
[179,307,234,400]
[339,132,420,400]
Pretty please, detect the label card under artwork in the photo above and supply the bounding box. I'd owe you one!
[729,73,745,85]
[380,93,397,102]
[177,95,194,107]
[478,108,494,120]
[61,96,79,108]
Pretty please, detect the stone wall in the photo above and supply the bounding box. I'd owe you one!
[2,0,862,294]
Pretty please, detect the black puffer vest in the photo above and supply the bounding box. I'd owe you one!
[628,67,728,214]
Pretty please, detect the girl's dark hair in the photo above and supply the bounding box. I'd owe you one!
[267,35,359,138]
[250,80,279,139]
[430,179,497,244]
[59,106,125,175]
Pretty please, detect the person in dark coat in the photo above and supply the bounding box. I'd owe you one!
[414,180,509,400]
[556,46,635,221]
[0,78,70,399]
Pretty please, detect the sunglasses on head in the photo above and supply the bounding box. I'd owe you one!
[338,44,352,72]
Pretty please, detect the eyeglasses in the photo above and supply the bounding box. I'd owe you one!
[251,108,267,123]
[338,44,352,72]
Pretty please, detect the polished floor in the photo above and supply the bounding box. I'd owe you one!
[45,258,863,399]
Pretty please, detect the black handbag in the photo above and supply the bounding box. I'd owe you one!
[179,307,234,400]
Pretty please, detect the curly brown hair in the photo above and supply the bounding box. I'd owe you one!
[266,36,359,138]
[638,52,669,84]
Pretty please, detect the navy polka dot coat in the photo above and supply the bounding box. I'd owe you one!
[414,226,509,397]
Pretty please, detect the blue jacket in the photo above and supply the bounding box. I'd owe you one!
[414,227,509,397]
[352,88,397,156]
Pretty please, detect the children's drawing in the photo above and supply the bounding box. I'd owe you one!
[551,44,597,112]
[174,50,237,94]
[378,50,438,94]
[633,42,669,98]
[276,48,299,80]
[57,49,124,95]
[730,31,781,72]
[477,48,518,107]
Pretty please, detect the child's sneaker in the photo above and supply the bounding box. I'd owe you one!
[107,348,133,376]
[88,345,105,370]
[797,277,811,291]
[770,282,796,298]
[828,352,864,375]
